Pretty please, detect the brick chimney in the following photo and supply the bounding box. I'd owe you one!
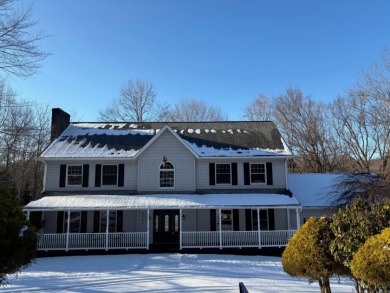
[51,108,70,142]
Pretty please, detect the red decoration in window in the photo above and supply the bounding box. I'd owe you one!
[162,155,168,167]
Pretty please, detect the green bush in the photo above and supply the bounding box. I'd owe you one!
[351,228,390,291]
[282,217,341,293]
[0,183,38,285]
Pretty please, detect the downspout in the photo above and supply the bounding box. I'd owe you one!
[42,161,47,193]
[285,158,289,190]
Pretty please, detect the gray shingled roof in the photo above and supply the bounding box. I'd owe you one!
[40,121,292,158]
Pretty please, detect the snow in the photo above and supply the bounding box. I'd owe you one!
[41,123,293,159]
[3,254,353,292]
[288,173,342,207]
[24,193,300,211]
[41,124,154,158]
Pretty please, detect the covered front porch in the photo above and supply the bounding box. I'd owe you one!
[24,193,301,252]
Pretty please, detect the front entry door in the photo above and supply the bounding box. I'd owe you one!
[153,210,180,244]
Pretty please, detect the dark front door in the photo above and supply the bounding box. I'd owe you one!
[153,210,180,244]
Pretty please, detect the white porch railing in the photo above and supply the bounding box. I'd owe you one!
[181,230,296,249]
[38,232,148,251]
[38,230,296,251]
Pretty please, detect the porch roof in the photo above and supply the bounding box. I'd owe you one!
[23,193,301,211]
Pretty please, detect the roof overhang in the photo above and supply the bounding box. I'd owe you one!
[23,194,301,211]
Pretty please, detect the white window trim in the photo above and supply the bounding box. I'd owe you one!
[215,163,232,185]
[159,161,175,189]
[101,164,118,186]
[66,165,83,187]
[250,163,267,185]
[219,209,234,231]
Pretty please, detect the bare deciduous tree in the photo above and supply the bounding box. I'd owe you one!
[243,94,274,121]
[273,87,342,173]
[0,0,48,77]
[167,98,228,122]
[98,78,169,122]
[345,50,390,178]
[0,81,50,202]
[330,173,390,207]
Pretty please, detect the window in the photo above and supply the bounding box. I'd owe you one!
[216,163,231,184]
[63,212,81,233]
[251,209,269,230]
[220,209,233,230]
[250,163,266,184]
[160,161,174,188]
[67,165,82,186]
[100,211,117,232]
[102,165,118,186]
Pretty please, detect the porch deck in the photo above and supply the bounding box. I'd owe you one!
[37,230,296,251]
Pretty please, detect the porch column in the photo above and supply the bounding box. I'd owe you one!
[218,209,222,249]
[179,209,183,250]
[66,210,70,251]
[26,211,30,221]
[105,209,109,251]
[286,208,291,230]
[296,208,301,229]
[257,208,261,248]
[146,209,150,250]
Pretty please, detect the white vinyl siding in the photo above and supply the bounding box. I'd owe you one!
[44,161,137,192]
[196,159,287,190]
[138,131,195,192]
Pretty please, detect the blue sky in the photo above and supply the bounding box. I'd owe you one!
[9,0,390,121]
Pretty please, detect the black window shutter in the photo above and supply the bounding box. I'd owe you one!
[82,164,89,187]
[232,163,238,185]
[268,209,275,230]
[93,211,100,233]
[233,209,239,231]
[245,209,252,231]
[118,164,125,187]
[244,163,250,185]
[59,165,66,187]
[80,211,88,233]
[117,210,123,232]
[210,209,216,231]
[57,211,64,233]
[209,163,215,186]
[266,162,273,185]
[95,164,101,187]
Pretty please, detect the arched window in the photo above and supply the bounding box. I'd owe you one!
[160,161,174,188]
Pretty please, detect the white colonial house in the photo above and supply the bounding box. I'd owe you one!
[23,108,338,252]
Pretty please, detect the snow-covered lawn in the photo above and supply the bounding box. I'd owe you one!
[4,254,353,292]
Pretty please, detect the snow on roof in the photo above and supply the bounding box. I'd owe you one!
[24,193,300,210]
[41,124,154,158]
[183,138,291,157]
[288,173,341,207]
[41,122,293,159]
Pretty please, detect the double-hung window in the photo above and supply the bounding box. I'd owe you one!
[67,165,82,186]
[251,209,269,230]
[100,211,117,232]
[250,163,266,184]
[216,163,231,184]
[220,209,233,230]
[160,162,174,188]
[63,211,81,233]
[102,165,118,186]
